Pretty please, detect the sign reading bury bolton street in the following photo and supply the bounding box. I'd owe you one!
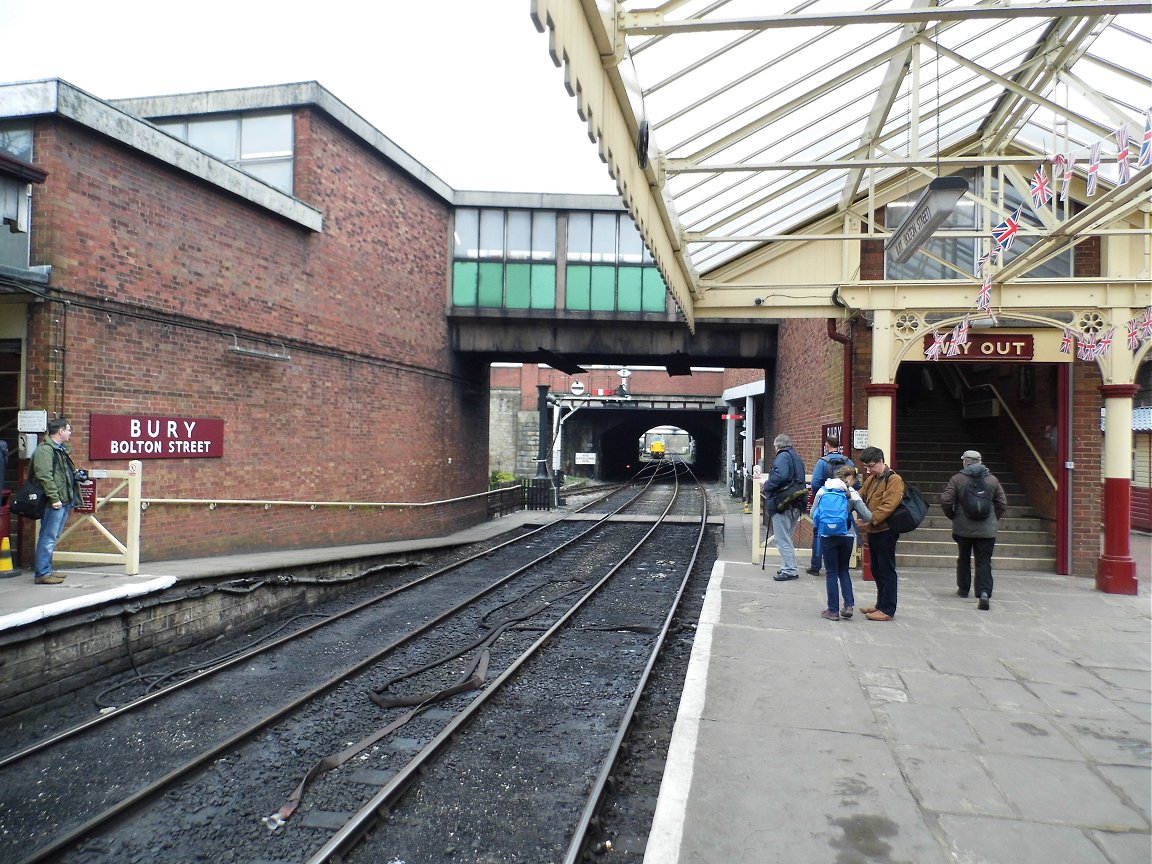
[88,414,224,459]
[920,333,1034,361]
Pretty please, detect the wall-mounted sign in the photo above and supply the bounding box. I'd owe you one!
[921,333,1034,361]
[75,479,96,514]
[722,414,744,420]
[575,452,597,464]
[18,410,47,433]
[88,414,224,459]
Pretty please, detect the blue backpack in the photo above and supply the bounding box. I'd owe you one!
[813,487,853,537]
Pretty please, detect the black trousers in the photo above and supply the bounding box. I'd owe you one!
[953,534,996,598]
[868,529,899,616]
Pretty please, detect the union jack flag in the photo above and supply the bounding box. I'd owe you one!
[1052,153,1067,180]
[975,249,993,276]
[977,273,993,311]
[991,207,1022,252]
[954,315,970,346]
[1087,141,1102,196]
[1139,110,1152,169]
[1093,327,1114,359]
[945,327,962,357]
[1128,318,1143,351]
[1030,165,1052,208]
[1115,127,1131,185]
[1059,329,1075,354]
[925,330,948,362]
[1140,307,1152,339]
[1077,334,1096,361]
[1060,157,1074,202]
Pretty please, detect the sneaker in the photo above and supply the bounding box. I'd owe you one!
[840,605,854,619]
[820,609,840,621]
[806,567,821,576]
[34,573,65,585]
[978,593,990,611]
[773,573,799,582]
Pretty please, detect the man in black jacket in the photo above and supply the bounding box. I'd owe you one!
[940,450,1008,610]
[763,434,806,581]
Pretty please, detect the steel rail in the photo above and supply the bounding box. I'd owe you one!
[6,476,661,864]
[304,469,702,863]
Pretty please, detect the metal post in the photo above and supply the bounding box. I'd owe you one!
[535,384,551,480]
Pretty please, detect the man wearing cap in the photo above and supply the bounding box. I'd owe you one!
[940,450,1008,610]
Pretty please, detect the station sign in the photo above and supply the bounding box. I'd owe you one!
[88,414,224,459]
[721,414,744,420]
[575,452,597,465]
[921,333,1034,361]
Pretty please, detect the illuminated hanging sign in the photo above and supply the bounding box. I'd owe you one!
[885,176,969,263]
[89,414,225,459]
[921,333,1034,361]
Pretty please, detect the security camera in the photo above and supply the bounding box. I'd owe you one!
[753,297,765,306]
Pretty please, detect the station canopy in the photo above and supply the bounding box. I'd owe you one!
[531,1,1152,330]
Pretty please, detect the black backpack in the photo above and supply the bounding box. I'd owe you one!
[961,473,993,520]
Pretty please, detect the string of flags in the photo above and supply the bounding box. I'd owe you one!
[924,109,1150,363]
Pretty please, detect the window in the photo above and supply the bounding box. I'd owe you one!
[157,112,294,194]
[0,122,33,269]
[566,212,666,312]
[453,209,558,309]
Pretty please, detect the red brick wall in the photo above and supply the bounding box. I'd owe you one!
[22,111,489,561]
[1071,363,1105,575]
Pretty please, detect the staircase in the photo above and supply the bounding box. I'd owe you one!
[892,385,1057,572]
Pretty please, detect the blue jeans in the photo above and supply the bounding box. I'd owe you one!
[821,534,855,611]
[36,503,73,578]
[771,507,802,574]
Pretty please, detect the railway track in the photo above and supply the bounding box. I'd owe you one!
[0,462,711,863]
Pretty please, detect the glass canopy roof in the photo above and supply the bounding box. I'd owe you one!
[533,1,1151,324]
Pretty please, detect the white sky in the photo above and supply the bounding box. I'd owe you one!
[0,1,619,195]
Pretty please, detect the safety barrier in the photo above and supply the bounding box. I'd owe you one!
[52,461,143,575]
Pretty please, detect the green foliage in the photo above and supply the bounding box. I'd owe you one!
[489,470,519,487]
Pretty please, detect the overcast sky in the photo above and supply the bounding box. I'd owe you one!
[0,1,618,195]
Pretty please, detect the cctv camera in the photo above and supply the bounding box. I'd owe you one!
[753,297,764,306]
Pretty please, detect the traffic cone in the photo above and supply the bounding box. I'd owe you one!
[0,537,13,573]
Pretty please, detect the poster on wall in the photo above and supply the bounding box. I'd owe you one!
[88,414,224,459]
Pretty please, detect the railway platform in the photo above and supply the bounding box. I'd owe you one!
[646,507,1151,864]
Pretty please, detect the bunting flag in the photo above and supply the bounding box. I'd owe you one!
[977,273,993,311]
[954,315,970,347]
[1087,141,1102,196]
[1092,327,1114,359]
[945,335,962,357]
[925,330,948,361]
[1030,164,1053,208]
[1059,329,1075,354]
[1052,153,1067,181]
[976,249,993,276]
[1060,156,1074,202]
[1140,306,1152,340]
[1115,127,1131,184]
[1077,334,1097,361]
[1127,318,1143,351]
[1138,110,1151,170]
[991,207,1022,252]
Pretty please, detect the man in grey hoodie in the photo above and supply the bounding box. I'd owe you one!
[940,450,1008,610]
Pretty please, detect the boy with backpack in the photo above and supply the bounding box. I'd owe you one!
[811,464,872,620]
[940,450,1008,610]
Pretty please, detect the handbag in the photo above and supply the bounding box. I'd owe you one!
[11,474,48,519]
[775,481,809,512]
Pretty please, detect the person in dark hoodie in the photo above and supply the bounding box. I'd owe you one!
[805,435,854,576]
[940,449,1008,610]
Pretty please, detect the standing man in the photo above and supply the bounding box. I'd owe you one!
[940,450,1008,610]
[857,446,904,620]
[763,434,806,582]
[806,435,853,576]
[32,417,82,585]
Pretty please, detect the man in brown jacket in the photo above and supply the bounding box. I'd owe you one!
[857,446,904,620]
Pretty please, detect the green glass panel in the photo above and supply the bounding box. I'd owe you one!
[617,268,643,311]
[589,265,616,311]
[566,265,591,310]
[505,263,532,308]
[452,261,478,306]
[642,266,668,312]
[530,264,557,309]
[478,262,504,307]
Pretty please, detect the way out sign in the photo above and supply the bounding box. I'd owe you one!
[88,414,224,459]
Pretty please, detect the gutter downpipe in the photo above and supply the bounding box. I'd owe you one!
[826,318,853,439]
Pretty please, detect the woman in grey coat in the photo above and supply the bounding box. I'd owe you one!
[939,450,1008,610]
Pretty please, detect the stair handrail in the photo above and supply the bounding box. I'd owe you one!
[943,366,1057,490]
